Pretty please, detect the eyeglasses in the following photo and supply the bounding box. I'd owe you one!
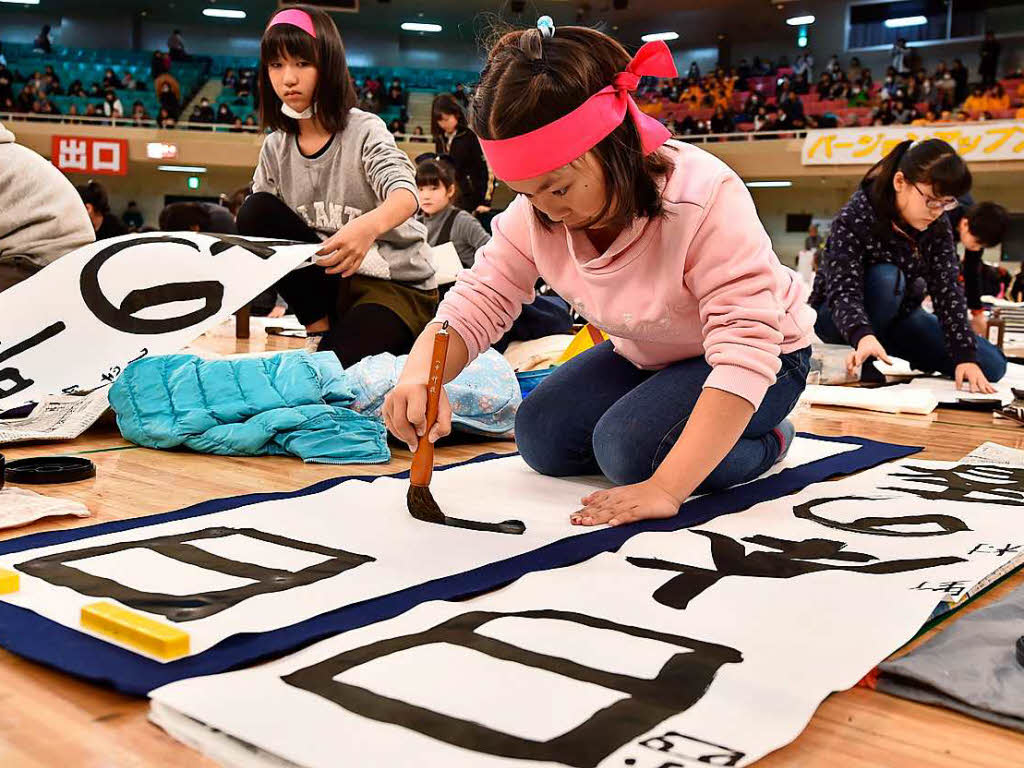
[911,183,959,212]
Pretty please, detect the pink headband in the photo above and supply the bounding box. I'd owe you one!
[478,41,677,182]
[267,9,317,38]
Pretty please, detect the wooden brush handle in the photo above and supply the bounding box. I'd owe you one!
[410,324,450,487]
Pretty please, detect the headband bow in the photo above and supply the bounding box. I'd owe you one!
[479,40,678,182]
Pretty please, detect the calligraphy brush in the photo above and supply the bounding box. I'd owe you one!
[407,322,450,523]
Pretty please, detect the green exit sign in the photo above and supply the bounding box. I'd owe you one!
[187,176,201,190]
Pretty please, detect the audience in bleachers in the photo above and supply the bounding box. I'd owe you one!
[638,34,1020,137]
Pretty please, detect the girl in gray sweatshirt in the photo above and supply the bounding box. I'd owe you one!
[237,6,436,367]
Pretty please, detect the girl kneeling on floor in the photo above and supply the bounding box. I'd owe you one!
[237,6,436,367]
[383,21,815,526]
[810,138,1006,392]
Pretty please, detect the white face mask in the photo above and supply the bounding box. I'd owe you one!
[281,102,315,120]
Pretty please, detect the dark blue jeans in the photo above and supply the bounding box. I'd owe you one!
[814,263,1006,382]
[515,341,811,492]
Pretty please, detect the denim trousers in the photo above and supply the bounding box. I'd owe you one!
[515,341,812,493]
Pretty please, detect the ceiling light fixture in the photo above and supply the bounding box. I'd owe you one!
[745,180,792,188]
[786,15,815,26]
[641,31,679,42]
[884,16,927,28]
[158,165,208,173]
[401,22,442,32]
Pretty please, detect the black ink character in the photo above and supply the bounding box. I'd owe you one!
[0,322,67,401]
[884,464,1024,506]
[17,526,375,622]
[282,609,742,768]
[628,532,965,609]
[793,496,970,537]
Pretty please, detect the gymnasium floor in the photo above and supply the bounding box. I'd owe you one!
[2,327,1024,767]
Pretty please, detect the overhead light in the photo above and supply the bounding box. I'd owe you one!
[158,165,207,173]
[401,22,442,32]
[641,31,679,42]
[786,15,815,26]
[0,0,40,3]
[203,8,246,19]
[884,15,927,28]
[746,181,792,188]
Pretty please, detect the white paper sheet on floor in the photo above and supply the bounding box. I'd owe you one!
[150,458,1024,768]
[0,387,111,445]
[0,438,855,662]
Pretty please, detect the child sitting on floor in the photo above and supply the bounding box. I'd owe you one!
[416,156,491,270]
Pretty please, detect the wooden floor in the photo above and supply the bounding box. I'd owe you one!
[2,326,1024,767]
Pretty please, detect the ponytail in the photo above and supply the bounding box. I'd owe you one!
[862,138,971,235]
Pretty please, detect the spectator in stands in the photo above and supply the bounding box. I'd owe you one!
[388,118,405,136]
[979,31,1001,88]
[752,56,771,75]
[88,82,103,98]
[0,121,94,292]
[847,56,863,83]
[936,70,956,110]
[102,68,119,89]
[1016,102,1024,120]
[709,106,732,134]
[32,95,59,120]
[121,71,135,90]
[792,72,810,95]
[912,109,937,126]
[34,25,53,55]
[452,83,469,107]
[243,114,257,130]
[159,201,237,234]
[77,180,128,241]
[848,79,869,106]
[16,84,36,113]
[756,106,782,137]
[68,79,86,97]
[892,96,916,125]
[891,38,910,76]
[191,97,216,124]
[778,90,804,128]
[963,86,987,116]
[230,116,244,133]
[871,100,896,126]
[168,29,188,62]
[102,90,124,120]
[431,92,489,213]
[65,104,81,124]
[986,84,1010,112]
[793,54,811,80]
[151,50,170,78]
[951,58,968,104]
[688,61,700,80]
[222,68,238,89]
[157,108,175,129]
[43,65,62,94]
[85,104,101,119]
[217,103,236,125]
[386,82,405,108]
[358,87,380,114]
[810,139,1004,391]
[826,54,841,75]
[815,72,833,99]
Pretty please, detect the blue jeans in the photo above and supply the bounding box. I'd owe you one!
[814,264,1006,382]
[515,341,811,493]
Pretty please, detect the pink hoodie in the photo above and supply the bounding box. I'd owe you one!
[436,140,815,408]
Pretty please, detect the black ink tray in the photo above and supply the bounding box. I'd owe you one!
[5,456,96,484]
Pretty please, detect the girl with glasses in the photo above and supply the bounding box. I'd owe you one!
[810,138,1006,393]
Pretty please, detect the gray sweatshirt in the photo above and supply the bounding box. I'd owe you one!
[418,206,491,268]
[253,108,436,290]
[0,122,94,269]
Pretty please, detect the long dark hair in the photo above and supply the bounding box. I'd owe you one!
[430,92,468,141]
[862,138,971,235]
[470,25,670,230]
[258,5,357,135]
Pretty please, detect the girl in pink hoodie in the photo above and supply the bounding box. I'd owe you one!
[384,22,815,526]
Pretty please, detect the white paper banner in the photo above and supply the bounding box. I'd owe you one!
[0,439,854,662]
[801,120,1024,165]
[152,458,1024,767]
[0,232,317,408]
